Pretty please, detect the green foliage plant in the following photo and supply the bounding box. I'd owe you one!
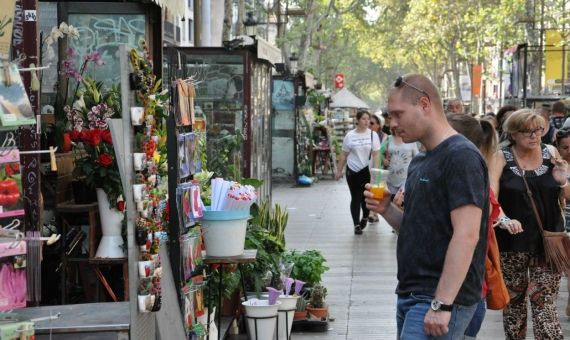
[283,250,329,287]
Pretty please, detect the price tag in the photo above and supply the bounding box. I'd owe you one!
[24,10,37,22]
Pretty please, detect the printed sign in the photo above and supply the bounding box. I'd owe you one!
[0,0,17,59]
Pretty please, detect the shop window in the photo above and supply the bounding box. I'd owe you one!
[67,13,146,86]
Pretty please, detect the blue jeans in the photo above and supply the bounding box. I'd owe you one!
[464,299,486,337]
[397,293,478,340]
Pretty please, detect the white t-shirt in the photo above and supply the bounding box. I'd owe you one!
[342,129,381,172]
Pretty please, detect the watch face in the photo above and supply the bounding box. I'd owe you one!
[431,299,440,311]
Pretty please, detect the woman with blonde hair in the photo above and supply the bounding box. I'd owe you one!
[490,109,568,339]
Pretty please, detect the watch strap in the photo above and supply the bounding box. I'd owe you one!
[438,302,453,312]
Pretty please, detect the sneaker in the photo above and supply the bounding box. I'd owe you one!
[359,218,368,230]
[354,225,363,235]
[368,215,379,223]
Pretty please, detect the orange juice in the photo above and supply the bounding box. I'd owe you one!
[370,184,385,200]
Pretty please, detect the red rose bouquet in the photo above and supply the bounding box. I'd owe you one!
[66,78,123,207]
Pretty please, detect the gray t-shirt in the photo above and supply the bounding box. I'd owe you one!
[386,137,419,193]
[396,134,489,306]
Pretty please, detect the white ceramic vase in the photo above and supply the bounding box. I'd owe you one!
[95,188,125,258]
[277,295,299,340]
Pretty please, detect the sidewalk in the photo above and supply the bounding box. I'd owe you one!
[274,179,570,339]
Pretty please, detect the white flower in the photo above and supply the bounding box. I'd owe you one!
[49,27,63,40]
[45,36,54,47]
[68,25,79,39]
[59,22,69,35]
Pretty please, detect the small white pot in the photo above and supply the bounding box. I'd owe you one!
[138,294,149,313]
[242,299,281,340]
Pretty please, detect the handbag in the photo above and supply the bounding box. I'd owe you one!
[485,227,510,309]
[512,151,570,273]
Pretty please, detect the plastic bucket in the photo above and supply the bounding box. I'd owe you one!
[277,295,299,340]
[202,207,249,257]
[242,299,281,340]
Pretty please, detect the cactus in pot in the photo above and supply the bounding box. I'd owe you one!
[307,285,328,320]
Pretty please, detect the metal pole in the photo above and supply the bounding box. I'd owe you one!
[562,0,567,96]
[538,0,544,94]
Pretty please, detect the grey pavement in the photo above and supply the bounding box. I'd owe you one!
[273,179,570,339]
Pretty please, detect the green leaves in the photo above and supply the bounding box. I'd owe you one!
[282,250,329,287]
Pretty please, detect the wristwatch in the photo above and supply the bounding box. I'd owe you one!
[430,299,453,312]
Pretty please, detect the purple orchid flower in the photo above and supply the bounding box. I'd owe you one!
[267,287,280,305]
[294,280,305,296]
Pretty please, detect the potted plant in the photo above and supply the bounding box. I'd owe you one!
[282,250,329,287]
[306,285,328,320]
[294,296,308,321]
[66,77,124,258]
[138,278,152,313]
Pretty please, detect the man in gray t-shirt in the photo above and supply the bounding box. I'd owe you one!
[365,74,488,339]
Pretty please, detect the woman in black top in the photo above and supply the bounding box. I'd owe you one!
[490,109,568,339]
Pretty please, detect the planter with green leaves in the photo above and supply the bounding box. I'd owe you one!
[282,250,329,287]
[294,295,308,321]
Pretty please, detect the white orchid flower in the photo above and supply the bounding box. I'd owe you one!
[50,26,63,40]
[45,35,54,47]
[59,22,69,34]
[68,25,80,39]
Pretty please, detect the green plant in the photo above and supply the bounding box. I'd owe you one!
[250,201,289,246]
[309,284,327,308]
[283,250,329,287]
[201,265,241,314]
[296,296,308,312]
[206,130,243,180]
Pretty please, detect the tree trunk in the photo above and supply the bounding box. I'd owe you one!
[297,0,317,70]
[222,0,232,41]
[449,41,462,100]
[236,0,245,36]
[194,0,203,46]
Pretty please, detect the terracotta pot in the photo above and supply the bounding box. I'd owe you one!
[293,310,307,321]
[63,132,72,152]
[306,306,328,320]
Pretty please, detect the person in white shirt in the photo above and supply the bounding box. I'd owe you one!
[336,110,380,234]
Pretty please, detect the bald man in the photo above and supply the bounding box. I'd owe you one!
[365,75,488,339]
[447,99,464,114]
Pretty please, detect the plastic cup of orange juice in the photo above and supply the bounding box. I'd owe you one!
[370,168,389,200]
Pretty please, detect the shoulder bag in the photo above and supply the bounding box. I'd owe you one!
[512,152,570,273]
[485,226,510,309]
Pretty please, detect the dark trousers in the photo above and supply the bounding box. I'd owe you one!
[346,166,370,226]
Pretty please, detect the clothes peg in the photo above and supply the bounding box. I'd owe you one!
[49,146,57,171]
[30,63,40,91]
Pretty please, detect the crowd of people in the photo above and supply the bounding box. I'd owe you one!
[336,74,570,339]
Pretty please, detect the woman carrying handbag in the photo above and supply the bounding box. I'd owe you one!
[490,109,569,339]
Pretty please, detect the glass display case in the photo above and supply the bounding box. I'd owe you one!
[165,47,274,202]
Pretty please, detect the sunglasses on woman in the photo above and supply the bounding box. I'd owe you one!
[556,128,570,140]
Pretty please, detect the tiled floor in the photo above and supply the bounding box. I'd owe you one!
[273,179,570,339]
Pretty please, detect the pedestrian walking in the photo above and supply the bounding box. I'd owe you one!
[368,112,388,223]
[490,109,568,339]
[384,129,419,198]
[336,110,380,235]
[447,114,515,339]
[382,111,392,135]
[446,98,465,114]
[551,101,566,130]
[365,74,489,339]
[497,105,517,145]
[553,127,570,318]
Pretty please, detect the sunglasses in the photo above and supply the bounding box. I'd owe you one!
[394,76,431,101]
[518,127,544,138]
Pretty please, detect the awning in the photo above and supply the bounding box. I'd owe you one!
[330,88,370,109]
[152,0,186,17]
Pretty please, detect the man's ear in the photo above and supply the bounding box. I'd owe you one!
[419,96,431,114]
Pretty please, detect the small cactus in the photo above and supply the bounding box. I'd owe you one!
[309,285,327,308]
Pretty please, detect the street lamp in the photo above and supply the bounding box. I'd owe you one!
[243,12,258,36]
[289,52,299,75]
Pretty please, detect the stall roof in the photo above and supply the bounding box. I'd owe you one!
[153,0,185,17]
[330,88,370,109]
